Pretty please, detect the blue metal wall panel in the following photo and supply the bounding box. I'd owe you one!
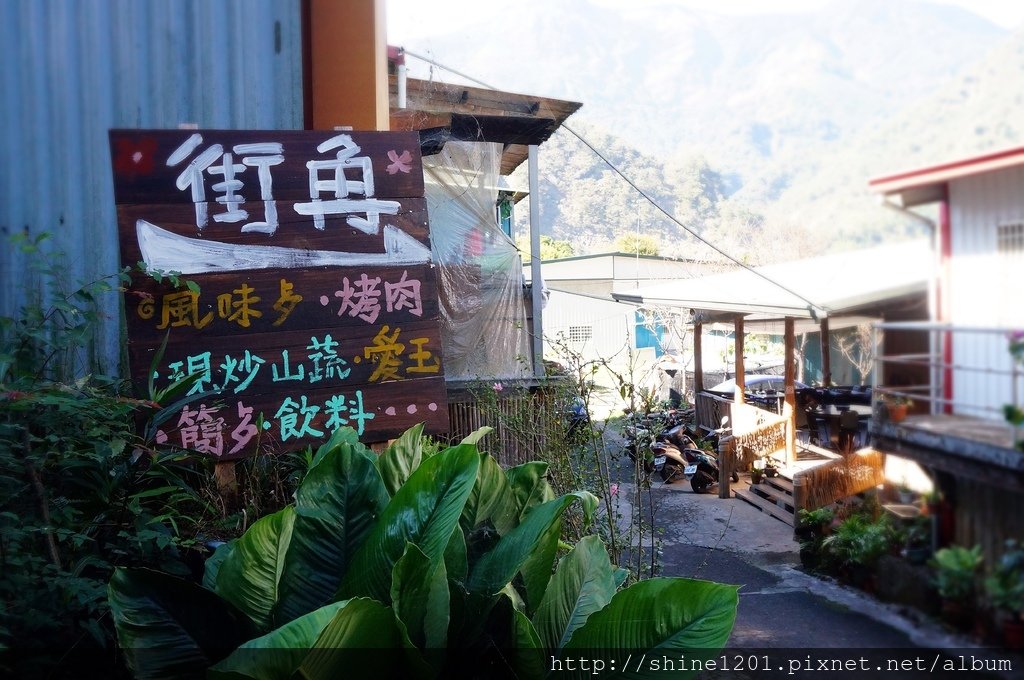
[0,0,304,376]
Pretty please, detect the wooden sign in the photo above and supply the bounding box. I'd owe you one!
[110,129,448,459]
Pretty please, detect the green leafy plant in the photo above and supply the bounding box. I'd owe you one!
[820,514,896,582]
[108,425,739,679]
[985,540,1024,620]
[0,235,213,670]
[930,545,983,605]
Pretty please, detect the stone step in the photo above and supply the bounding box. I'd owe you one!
[734,488,795,526]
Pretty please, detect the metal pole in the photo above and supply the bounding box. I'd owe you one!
[528,145,544,379]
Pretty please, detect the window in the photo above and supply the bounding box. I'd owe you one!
[998,222,1024,252]
[568,325,593,343]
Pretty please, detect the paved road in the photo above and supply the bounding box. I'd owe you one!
[611,476,1022,679]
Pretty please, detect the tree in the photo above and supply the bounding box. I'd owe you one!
[834,322,881,385]
[614,233,661,256]
[516,235,575,261]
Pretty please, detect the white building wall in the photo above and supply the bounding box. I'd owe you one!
[542,291,635,365]
[948,166,1024,418]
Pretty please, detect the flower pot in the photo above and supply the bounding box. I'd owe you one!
[1004,618,1024,649]
[941,599,974,631]
[888,403,908,422]
[751,471,764,485]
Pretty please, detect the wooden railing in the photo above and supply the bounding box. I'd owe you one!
[731,401,789,471]
[695,391,732,436]
[792,449,886,512]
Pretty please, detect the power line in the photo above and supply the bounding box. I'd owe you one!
[400,48,824,315]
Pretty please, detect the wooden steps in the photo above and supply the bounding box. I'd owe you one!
[734,474,796,526]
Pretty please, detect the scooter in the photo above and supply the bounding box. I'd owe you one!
[623,408,693,474]
[654,423,739,493]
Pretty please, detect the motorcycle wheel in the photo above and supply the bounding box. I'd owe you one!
[690,470,714,494]
[661,461,685,484]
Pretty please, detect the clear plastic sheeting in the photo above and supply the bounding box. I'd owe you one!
[424,142,532,381]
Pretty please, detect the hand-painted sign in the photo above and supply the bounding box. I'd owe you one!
[111,129,448,459]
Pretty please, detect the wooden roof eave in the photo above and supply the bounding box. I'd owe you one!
[391,110,562,174]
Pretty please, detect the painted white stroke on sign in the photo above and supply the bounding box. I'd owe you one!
[136,220,432,274]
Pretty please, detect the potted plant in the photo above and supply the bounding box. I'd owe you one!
[903,516,932,566]
[821,514,894,589]
[881,394,913,422]
[796,507,835,571]
[930,544,983,630]
[984,540,1024,648]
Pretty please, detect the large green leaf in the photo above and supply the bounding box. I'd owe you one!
[215,507,296,631]
[274,440,389,624]
[376,422,425,496]
[563,577,739,678]
[337,445,480,602]
[461,452,513,532]
[460,425,493,446]
[502,461,555,532]
[532,535,617,651]
[444,524,468,583]
[299,598,430,680]
[467,491,597,598]
[309,426,369,469]
[208,600,350,680]
[520,519,563,615]
[391,542,449,649]
[203,541,235,591]
[108,567,258,680]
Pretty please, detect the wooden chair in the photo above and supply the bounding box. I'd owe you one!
[838,409,862,454]
[806,410,832,449]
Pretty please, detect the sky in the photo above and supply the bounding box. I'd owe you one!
[387,0,1024,44]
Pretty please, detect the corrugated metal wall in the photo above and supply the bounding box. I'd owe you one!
[0,0,304,376]
[948,167,1024,418]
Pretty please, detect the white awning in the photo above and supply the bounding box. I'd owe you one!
[612,239,930,330]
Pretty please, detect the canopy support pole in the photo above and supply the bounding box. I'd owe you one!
[693,319,704,395]
[819,317,832,387]
[784,316,797,467]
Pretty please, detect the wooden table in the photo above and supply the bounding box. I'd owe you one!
[812,404,872,452]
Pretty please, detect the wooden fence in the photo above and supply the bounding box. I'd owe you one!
[792,449,886,512]
[446,383,566,467]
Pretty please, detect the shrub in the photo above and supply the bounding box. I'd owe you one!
[108,425,739,678]
[930,545,983,605]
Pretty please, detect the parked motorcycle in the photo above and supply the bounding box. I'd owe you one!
[623,408,690,474]
[654,423,739,493]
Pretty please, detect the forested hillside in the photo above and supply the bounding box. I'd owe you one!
[400,0,1023,259]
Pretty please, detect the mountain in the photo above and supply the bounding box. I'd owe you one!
[395,0,1019,254]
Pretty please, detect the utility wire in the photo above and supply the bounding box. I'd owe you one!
[401,48,824,315]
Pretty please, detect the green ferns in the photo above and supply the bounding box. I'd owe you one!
[109,425,738,679]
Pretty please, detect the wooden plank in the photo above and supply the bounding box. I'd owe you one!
[128,320,443,395]
[765,475,795,495]
[734,489,795,526]
[111,129,449,458]
[734,315,745,404]
[820,317,832,387]
[110,130,424,203]
[152,376,448,461]
[694,321,704,394]
[116,200,430,265]
[784,316,797,466]
[750,480,795,510]
[122,265,439,343]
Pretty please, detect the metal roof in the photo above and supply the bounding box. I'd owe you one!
[869,145,1024,207]
[612,240,931,328]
